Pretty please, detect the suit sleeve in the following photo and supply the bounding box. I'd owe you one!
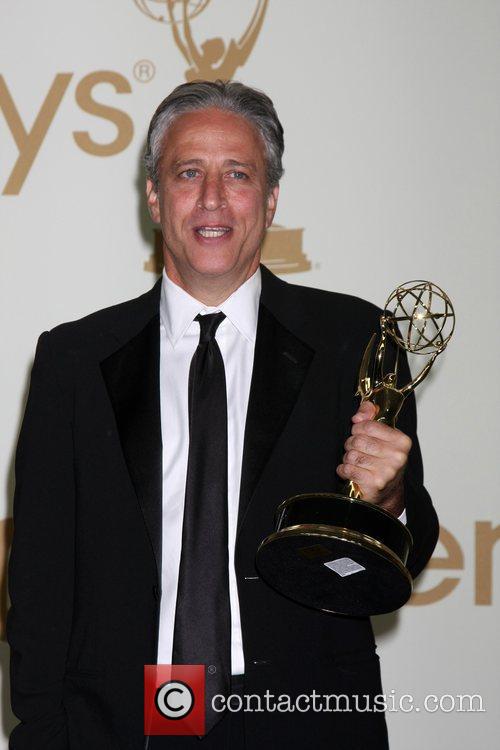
[7,331,74,749]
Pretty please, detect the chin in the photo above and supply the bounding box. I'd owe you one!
[188,253,244,279]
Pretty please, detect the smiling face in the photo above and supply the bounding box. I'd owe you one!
[146,107,279,302]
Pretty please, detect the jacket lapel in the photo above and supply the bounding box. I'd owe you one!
[99,281,163,587]
[98,268,315,570]
[237,268,315,536]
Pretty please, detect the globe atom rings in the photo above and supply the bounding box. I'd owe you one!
[384,280,455,356]
[134,0,210,24]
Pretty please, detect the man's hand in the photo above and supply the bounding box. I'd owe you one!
[336,400,411,516]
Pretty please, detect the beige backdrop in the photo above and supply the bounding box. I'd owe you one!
[1,0,499,746]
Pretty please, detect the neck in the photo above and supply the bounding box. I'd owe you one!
[163,256,260,306]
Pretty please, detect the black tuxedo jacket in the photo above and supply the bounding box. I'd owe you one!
[7,265,439,749]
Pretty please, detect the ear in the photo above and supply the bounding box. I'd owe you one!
[265,184,280,228]
[146,178,161,224]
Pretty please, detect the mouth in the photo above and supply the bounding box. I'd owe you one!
[194,226,232,239]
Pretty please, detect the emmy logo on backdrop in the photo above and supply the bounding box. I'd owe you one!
[134,0,268,81]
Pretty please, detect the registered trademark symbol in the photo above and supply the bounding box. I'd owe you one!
[133,59,156,83]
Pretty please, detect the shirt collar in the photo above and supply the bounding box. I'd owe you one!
[160,267,261,348]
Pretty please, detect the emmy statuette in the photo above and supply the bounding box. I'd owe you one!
[256,281,455,616]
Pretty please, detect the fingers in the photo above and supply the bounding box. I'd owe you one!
[336,400,412,502]
[351,419,412,451]
[344,435,409,467]
[344,433,394,459]
[340,442,405,481]
[336,461,399,495]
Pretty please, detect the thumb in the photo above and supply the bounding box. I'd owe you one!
[352,399,377,423]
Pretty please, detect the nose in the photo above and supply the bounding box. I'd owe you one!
[197,175,226,211]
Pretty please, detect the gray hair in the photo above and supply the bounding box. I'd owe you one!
[144,79,284,192]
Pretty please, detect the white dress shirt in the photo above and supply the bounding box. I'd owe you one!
[156,266,406,676]
[157,266,260,675]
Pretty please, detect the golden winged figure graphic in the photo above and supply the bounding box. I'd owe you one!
[166,0,269,81]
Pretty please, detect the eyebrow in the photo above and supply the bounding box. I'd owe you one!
[225,159,256,170]
[171,158,257,170]
[171,159,204,169]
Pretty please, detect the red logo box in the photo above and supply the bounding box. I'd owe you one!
[144,664,205,736]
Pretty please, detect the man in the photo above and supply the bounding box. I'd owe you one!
[7,80,439,749]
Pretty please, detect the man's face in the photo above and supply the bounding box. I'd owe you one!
[146,107,279,287]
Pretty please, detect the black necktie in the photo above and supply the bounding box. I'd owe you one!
[172,312,231,734]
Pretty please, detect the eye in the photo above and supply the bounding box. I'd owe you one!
[229,170,248,180]
[179,168,199,179]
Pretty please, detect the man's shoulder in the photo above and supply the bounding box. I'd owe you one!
[285,277,381,316]
[268,271,383,341]
[43,278,161,359]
